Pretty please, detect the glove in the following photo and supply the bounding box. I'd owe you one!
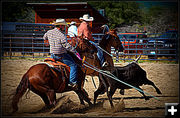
[76,52,82,60]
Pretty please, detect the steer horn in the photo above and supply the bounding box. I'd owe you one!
[134,55,141,63]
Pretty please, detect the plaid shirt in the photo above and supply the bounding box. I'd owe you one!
[43,28,74,54]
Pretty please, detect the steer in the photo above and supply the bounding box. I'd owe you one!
[94,56,162,108]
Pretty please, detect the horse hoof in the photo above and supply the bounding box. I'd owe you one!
[52,101,56,107]
[157,90,162,94]
[120,89,124,95]
[11,110,17,114]
[89,102,93,107]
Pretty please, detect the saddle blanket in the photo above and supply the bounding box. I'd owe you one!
[41,58,70,72]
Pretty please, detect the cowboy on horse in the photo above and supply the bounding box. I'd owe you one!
[78,14,107,67]
[43,18,79,89]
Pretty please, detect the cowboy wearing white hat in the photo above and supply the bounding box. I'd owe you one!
[77,14,94,41]
[70,21,76,25]
[68,21,78,37]
[79,14,94,22]
[78,15,107,67]
[52,18,67,25]
[43,18,79,88]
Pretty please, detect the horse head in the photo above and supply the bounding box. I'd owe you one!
[70,37,97,59]
[104,29,124,52]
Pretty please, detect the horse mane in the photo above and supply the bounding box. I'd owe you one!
[99,28,119,46]
[99,34,111,48]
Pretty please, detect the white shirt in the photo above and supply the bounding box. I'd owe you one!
[68,25,78,37]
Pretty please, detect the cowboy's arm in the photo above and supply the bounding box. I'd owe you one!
[85,25,94,41]
[43,32,49,46]
[60,35,75,53]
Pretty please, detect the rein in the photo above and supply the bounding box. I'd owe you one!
[89,40,113,57]
[97,45,113,57]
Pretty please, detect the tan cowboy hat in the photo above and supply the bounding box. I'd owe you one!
[70,21,76,25]
[52,18,67,25]
[79,14,94,21]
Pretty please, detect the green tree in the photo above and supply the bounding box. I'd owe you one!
[89,1,143,29]
[142,5,178,33]
[2,2,35,22]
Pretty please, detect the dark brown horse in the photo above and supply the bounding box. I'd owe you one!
[78,29,125,106]
[84,29,124,76]
[11,38,97,113]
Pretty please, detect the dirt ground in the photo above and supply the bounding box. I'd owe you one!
[1,59,179,117]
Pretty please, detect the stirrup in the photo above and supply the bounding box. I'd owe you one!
[102,61,108,67]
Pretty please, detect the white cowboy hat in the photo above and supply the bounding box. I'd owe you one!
[70,21,76,25]
[52,18,67,25]
[79,14,94,21]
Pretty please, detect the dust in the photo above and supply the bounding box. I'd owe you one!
[1,59,179,117]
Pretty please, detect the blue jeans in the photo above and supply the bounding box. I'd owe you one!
[89,41,104,66]
[50,53,78,84]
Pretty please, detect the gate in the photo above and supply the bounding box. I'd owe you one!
[1,22,179,62]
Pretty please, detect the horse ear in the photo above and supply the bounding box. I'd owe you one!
[114,28,118,32]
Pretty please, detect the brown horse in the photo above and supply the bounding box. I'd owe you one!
[79,29,124,105]
[84,29,124,76]
[11,38,97,113]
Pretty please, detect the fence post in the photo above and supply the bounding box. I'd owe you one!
[23,37,24,58]
[32,33,35,58]
[135,37,137,59]
[10,34,12,59]
[175,37,179,63]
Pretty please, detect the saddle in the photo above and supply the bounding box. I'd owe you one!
[44,58,70,70]
[44,58,70,79]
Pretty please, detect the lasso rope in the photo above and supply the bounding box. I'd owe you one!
[64,26,159,101]
[82,60,160,101]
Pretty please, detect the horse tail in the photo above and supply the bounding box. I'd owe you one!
[11,74,29,113]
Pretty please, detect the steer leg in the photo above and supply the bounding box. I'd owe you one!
[136,86,150,100]
[145,79,162,94]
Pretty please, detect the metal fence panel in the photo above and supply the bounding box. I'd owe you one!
[1,22,178,62]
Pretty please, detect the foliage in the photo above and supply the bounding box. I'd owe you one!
[88,1,143,29]
[89,1,178,32]
[142,5,178,33]
[2,1,177,33]
[2,2,35,23]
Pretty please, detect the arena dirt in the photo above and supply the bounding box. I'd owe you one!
[1,59,179,117]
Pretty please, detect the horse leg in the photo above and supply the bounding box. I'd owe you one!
[77,88,91,105]
[107,86,117,108]
[145,79,162,94]
[75,90,85,105]
[94,81,105,104]
[81,89,92,106]
[74,89,92,106]
[136,86,149,100]
[30,85,50,106]
[94,74,108,105]
[12,75,28,113]
[29,78,56,106]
